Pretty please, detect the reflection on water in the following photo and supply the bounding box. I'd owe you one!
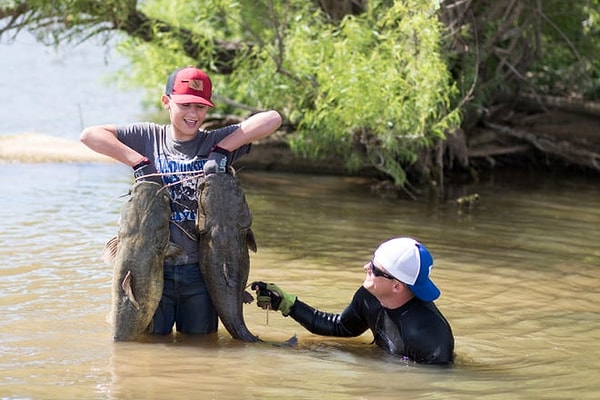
[1,164,599,399]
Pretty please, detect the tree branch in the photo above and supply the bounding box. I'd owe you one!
[0,2,242,73]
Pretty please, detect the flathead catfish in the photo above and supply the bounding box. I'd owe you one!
[196,172,259,342]
[107,181,171,341]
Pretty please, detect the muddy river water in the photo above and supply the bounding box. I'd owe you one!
[0,162,598,399]
[2,31,599,400]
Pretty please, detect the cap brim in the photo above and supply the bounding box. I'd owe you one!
[170,94,215,108]
[408,279,440,302]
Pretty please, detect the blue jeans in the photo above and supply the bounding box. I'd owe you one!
[149,263,218,335]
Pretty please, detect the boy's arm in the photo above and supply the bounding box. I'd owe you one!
[214,110,282,151]
[80,124,146,167]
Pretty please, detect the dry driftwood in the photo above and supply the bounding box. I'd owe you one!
[483,122,600,171]
[518,94,600,119]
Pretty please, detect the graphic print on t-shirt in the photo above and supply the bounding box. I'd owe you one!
[156,155,206,229]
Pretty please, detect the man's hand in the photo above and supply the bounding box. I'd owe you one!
[203,146,229,175]
[133,158,162,185]
[251,281,297,316]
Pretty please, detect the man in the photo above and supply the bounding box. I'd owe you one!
[81,66,282,335]
[252,237,454,365]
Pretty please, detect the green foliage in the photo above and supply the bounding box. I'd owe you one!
[1,0,461,188]
[5,0,600,187]
[455,0,600,101]
[528,0,600,99]
[308,1,457,184]
[106,0,461,187]
[224,0,461,186]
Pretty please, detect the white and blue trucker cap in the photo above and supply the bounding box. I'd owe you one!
[373,237,440,301]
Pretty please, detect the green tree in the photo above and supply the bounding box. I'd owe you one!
[1,0,460,193]
[227,0,460,189]
[530,0,600,98]
[11,1,599,189]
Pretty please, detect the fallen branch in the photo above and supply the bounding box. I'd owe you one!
[468,144,531,158]
[518,94,600,119]
[484,122,600,171]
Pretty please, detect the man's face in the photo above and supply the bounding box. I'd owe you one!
[362,259,397,296]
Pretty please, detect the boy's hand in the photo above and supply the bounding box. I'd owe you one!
[203,146,229,175]
[133,158,162,185]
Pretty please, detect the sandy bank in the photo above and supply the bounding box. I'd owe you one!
[0,133,115,163]
[0,132,376,177]
[0,132,342,173]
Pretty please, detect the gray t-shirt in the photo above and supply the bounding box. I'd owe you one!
[117,122,250,265]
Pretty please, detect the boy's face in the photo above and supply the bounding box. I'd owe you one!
[162,95,209,141]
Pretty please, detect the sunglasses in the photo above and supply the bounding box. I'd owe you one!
[369,260,396,280]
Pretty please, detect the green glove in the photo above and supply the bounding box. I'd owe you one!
[251,281,297,316]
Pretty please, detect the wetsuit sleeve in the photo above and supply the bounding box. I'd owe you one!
[287,290,370,337]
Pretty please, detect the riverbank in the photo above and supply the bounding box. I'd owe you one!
[3,114,599,181]
[0,133,114,163]
[0,131,378,176]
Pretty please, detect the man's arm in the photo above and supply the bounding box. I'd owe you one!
[289,299,369,338]
[252,281,369,337]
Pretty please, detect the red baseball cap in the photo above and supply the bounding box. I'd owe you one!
[165,66,215,107]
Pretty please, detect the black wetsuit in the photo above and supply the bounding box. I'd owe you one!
[288,286,454,365]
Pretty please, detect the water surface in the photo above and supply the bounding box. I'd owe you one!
[1,164,598,399]
[2,31,599,400]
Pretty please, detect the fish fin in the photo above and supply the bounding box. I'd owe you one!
[221,262,233,289]
[164,241,188,265]
[247,229,258,253]
[285,334,298,347]
[102,236,119,264]
[121,270,140,310]
[269,334,299,348]
[242,290,254,304]
[166,241,185,259]
[196,205,207,233]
